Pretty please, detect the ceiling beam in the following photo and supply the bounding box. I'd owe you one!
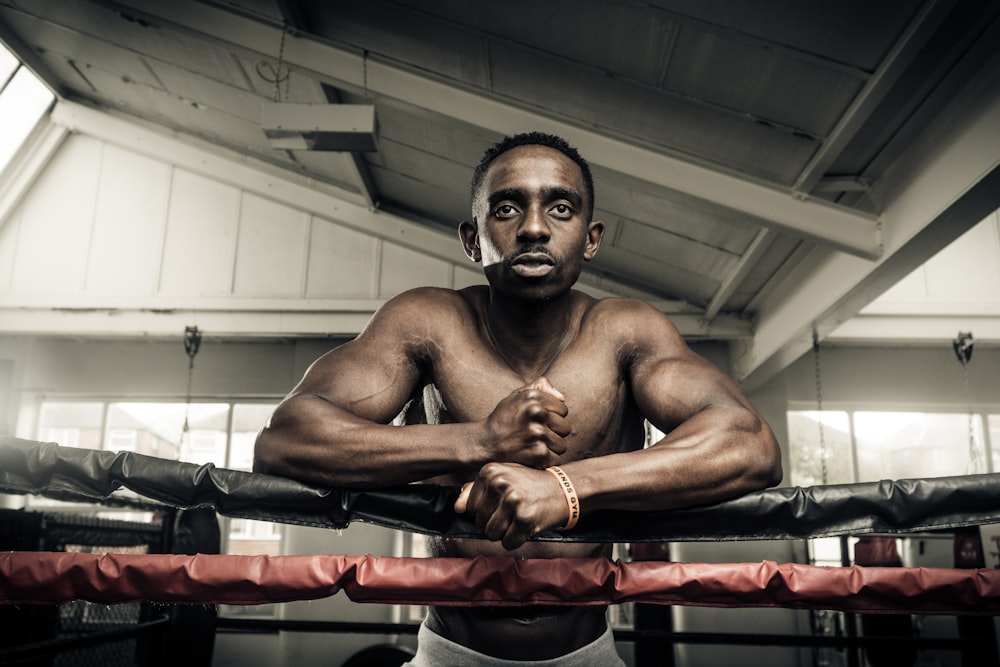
[704,229,774,321]
[792,0,957,194]
[828,314,1000,344]
[99,0,883,259]
[0,303,752,340]
[733,46,1000,389]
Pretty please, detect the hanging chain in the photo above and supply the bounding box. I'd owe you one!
[812,330,828,485]
[181,326,201,443]
[964,360,978,473]
[954,332,978,474]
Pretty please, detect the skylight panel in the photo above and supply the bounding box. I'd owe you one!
[0,42,55,173]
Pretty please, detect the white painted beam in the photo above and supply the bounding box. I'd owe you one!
[829,315,1000,343]
[0,308,751,340]
[107,0,882,258]
[704,229,774,321]
[0,302,750,339]
[0,308,376,338]
[0,288,751,338]
[734,46,1000,389]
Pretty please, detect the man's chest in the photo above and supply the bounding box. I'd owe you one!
[423,346,641,455]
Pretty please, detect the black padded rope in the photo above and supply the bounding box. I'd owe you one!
[2,438,999,542]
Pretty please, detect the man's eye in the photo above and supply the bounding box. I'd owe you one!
[494,204,517,217]
[551,204,572,217]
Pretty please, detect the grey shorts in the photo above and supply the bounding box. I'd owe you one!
[402,619,627,666]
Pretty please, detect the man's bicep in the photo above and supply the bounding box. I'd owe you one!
[289,339,423,424]
[628,315,752,432]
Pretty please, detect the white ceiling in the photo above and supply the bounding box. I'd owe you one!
[0,0,998,389]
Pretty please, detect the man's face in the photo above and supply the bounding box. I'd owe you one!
[463,145,604,301]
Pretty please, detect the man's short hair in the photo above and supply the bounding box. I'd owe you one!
[470,132,595,219]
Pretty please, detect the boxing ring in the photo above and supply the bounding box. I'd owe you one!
[1,436,999,662]
[2,436,1000,611]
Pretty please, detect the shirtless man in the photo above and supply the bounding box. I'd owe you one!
[254,131,782,665]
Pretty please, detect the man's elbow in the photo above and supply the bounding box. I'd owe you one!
[753,428,783,489]
[252,427,282,475]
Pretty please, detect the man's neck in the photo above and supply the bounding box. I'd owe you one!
[484,290,577,381]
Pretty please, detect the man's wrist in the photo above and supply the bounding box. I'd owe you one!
[546,466,580,530]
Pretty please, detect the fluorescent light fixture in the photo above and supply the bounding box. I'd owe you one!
[260,102,377,152]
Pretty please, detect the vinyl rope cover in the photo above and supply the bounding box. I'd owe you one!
[3,438,1000,614]
[2,438,1000,542]
[2,552,1000,614]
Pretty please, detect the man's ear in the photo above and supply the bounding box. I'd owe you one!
[458,219,481,262]
[583,220,605,261]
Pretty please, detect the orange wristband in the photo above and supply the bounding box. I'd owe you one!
[546,466,580,531]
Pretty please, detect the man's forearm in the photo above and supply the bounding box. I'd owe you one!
[254,407,485,488]
[560,406,781,514]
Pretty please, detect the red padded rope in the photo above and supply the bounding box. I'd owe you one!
[3,552,1000,614]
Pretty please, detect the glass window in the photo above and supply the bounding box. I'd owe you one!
[988,415,1000,474]
[0,44,54,172]
[38,402,104,451]
[107,428,137,452]
[229,404,277,470]
[786,410,853,486]
[854,411,983,480]
[105,402,230,463]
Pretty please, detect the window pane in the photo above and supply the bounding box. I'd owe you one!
[106,402,229,463]
[38,402,104,450]
[989,415,1000,474]
[0,44,17,87]
[229,403,277,470]
[787,410,853,486]
[0,66,54,170]
[854,411,984,480]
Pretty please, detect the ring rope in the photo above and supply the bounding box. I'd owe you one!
[3,438,1000,542]
[2,552,999,615]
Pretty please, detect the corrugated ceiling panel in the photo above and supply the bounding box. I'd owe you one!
[490,42,817,184]
[372,96,500,169]
[403,0,680,87]
[646,0,921,70]
[145,59,263,123]
[301,0,491,88]
[594,168,762,254]
[615,220,738,279]
[368,165,469,228]
[590,244,719,304]
[665,25,866,136]
[0,9,163,88]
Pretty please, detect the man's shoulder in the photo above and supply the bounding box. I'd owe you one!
[373,286,482,331]
[582,293,664,324]
[581,294,682,348]
[384,285,480,311]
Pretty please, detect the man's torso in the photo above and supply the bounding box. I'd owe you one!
[400,287,647,659]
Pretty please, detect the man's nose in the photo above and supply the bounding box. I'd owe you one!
[517,207,550,241]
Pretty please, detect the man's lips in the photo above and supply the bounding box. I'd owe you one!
[510,252,555,278]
